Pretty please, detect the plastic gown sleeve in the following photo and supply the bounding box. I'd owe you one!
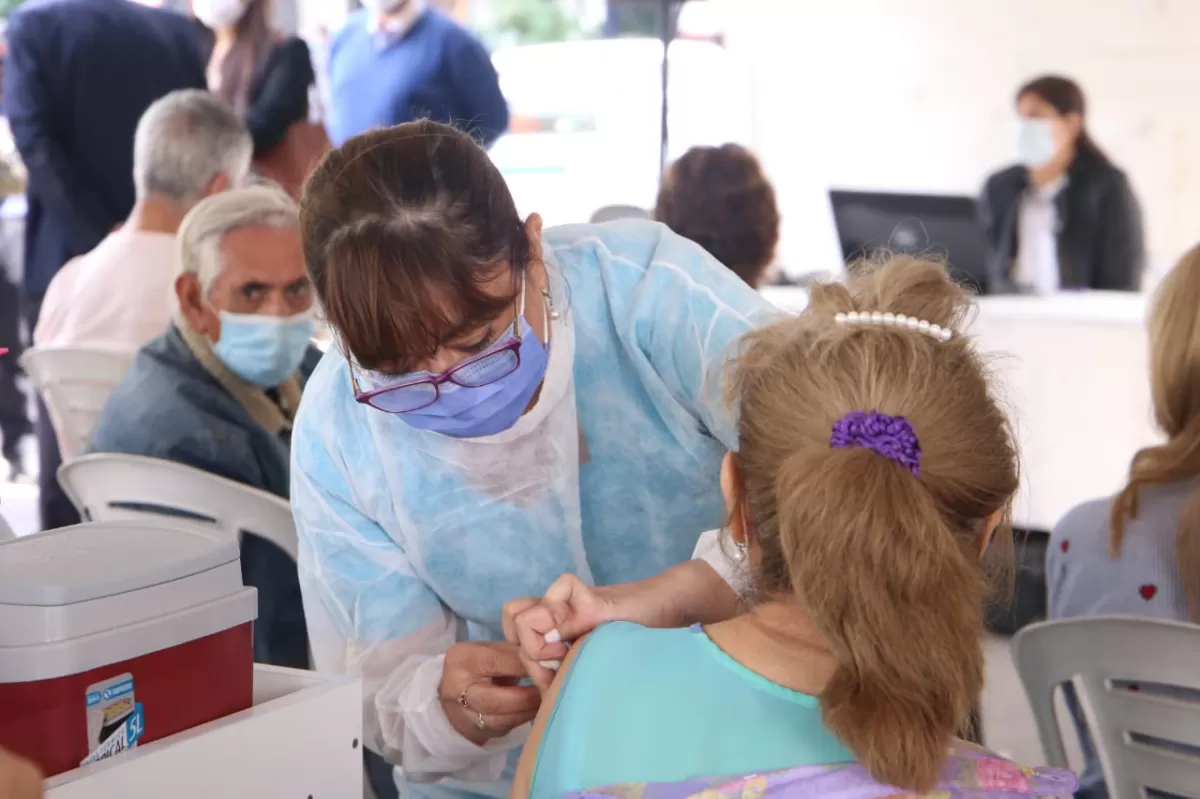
[622,226,780,451]
[624,226,779,598]
[291,439,526,782]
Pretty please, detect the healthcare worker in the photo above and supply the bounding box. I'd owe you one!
[979,74,1143,294]
[291,120,779,799]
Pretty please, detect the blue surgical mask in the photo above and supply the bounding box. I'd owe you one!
[1017,118,1057,168]
[212,310,315,388]
[373,282,551,438]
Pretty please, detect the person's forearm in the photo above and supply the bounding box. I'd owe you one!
[0,745,42,799]
[392,655,528,783]
[607,559,739,629]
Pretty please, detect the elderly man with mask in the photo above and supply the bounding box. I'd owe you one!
[89,184,320,669]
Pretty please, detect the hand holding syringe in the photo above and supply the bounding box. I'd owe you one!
[501,574,615,692]
[503,560,739,691]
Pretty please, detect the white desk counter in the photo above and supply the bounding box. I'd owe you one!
[760,287,1158,531]
[46,666,363,799]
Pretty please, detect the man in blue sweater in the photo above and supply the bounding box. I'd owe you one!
[327,0,509,147]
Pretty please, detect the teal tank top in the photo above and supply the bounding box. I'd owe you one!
[529,622,855,799]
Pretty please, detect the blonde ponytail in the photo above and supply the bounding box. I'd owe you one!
[728,256,1017,791]
[777,449,986,789]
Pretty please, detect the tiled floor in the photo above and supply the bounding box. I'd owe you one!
[982,636,1084,772]
[982,636,1048,763]
[0,482,1082,774]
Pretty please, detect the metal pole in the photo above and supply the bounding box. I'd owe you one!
[659,1,673,179]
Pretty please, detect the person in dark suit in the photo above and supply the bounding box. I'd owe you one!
[979,75,1145,295]
[3,0,206,529]
[0,24,32,482]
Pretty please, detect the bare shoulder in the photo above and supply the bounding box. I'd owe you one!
[509,634,592,799]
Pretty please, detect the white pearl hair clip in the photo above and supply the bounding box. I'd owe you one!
[834,311,953,342]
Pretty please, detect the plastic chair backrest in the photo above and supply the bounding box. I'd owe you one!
[1012,616,1200,799]
[57,453,297,563]
[19,347,134,460]
[589,205,650,224]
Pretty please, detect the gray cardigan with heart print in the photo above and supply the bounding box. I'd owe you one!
[1049,481,1191,623]
[1048,480,1196,799]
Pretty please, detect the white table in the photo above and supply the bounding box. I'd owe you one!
[46,665,363,799]
[760,287,1158,531]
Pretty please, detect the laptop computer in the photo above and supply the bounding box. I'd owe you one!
[828,189,990,292]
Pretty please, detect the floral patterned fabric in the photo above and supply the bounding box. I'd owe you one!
[562,746,1076,799]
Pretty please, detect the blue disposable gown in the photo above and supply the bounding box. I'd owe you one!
[290,220,780,799]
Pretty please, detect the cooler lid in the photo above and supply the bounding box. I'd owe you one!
[0,521,239,606]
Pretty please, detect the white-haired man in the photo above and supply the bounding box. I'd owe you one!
[89,185,319,669]
[34,89,252,351]
[28,88,252,532]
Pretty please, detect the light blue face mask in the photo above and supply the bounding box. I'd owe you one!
[212,310,315,388]
[1017,118,1058,168]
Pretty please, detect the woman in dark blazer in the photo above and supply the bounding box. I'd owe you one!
[194,0,324,196]
[979,75,1145,294]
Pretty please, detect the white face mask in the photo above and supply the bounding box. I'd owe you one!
[1017,118,1058,169]
[193,0,248,30]
[360,0,410,14]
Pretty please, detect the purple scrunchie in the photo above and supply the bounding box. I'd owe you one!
[829,411,921,476]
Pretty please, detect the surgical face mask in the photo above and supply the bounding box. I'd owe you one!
[369,279,551,438]
[212,310,315,388]
[1017,118,1058,169]
[361,0,410,15]
[193,0,248,30]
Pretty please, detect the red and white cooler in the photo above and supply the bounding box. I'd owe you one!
[0,521,257,777]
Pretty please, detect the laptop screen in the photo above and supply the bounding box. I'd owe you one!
[829,189,990,292]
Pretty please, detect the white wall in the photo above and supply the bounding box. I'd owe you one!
[723,0,1200,279]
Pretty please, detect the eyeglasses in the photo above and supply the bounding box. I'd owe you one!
[349,305,523,414]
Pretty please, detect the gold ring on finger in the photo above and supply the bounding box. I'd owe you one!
[474,711,486,731]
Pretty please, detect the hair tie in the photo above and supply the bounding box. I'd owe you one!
[834,311,952,341]
[830,411,921,476]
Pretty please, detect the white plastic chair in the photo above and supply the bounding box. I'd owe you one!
[57,452,297,563]
[589,205,650,224]
[19,347,133,460]
[1013,616,1200,799]
[0,513,14,542]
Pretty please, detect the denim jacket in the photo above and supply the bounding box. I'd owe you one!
[89,322,320,497]
[88,321,322,668]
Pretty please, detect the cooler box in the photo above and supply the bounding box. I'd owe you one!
[0,521,257,777]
